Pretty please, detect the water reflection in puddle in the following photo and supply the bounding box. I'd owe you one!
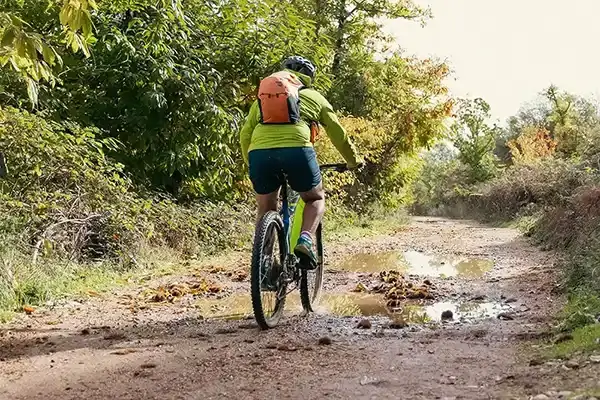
[334,250,493,278]
[196,292,507,324]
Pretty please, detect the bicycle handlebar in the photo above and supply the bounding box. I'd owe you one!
[319,163,348,172]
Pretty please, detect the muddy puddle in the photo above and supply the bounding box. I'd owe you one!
[334,250,493,278]
[196,292,508,324]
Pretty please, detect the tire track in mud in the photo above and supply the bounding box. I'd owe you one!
[1,217,598,399]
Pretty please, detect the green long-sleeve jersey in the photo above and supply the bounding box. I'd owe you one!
[239,70,360,167]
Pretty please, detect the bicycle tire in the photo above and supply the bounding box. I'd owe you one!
[300,223,324,313]
[251,211,287,329]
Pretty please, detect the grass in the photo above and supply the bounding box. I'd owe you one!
[547,324,600,359]
[0,256,128,321]
[324,203,408,242]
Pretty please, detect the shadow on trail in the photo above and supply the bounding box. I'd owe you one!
[0,316,252,361]
[0,311,344,362]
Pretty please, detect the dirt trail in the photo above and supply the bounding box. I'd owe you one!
[1,217,598,399]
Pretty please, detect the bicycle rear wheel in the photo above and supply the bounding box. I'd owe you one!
[300,223,324,313]
[251,211,287,329]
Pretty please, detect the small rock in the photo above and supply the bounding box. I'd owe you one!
[388,320,408,329]
[133,370,152,378]
[532,395,549,400]
[103,332,127,341]
[359,376,389,387]
[497,312,515,321]
[111,349,138,355]
[373,328,385,338]
[140,363,157,369]
[557,392,572,399]
[277,344,297,352]
[80,328,91,335]
[215,328,237,334]
[427,349,435,354]
[357,319,372,329]
[441,310,454,321]
[564,360,580,369]
[553,333,574,344]
[529,358,544,366]
[318,336,332,346]
[590,355,600,363]
[505,297,518,303]
[471,295,485,301]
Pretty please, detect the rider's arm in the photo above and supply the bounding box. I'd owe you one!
[319,101,361,167]
[239,101,260,165]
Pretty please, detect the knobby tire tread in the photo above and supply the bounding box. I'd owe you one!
[251,211,286,329]
[300,223,324,313]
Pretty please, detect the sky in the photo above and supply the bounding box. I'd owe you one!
[383,0,600,125]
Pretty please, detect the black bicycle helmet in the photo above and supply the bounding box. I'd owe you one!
[282,56,317,79]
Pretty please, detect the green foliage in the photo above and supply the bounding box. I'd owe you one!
[410,143,471,214]
[0,106,253,262]
[452,98,501,183]
[0,0,97,105]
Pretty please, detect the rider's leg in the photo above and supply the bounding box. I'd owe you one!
[298,184,325,235]
[293,186,324,269]
[283,147,322,269]
[255,190,280,223]
[248,149,282,224]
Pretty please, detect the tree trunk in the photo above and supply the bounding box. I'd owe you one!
[331,0,347,79]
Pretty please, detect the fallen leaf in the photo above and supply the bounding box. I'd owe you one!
[23,306,35,315]
[352,283,368,293]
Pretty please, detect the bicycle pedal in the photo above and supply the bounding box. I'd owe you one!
[296,257,317,271]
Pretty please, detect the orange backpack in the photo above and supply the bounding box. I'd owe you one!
[258,71,304,124]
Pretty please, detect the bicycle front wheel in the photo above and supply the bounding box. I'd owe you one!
[300,223,324,313]
[251,211,287,329]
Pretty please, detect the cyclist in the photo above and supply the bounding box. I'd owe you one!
[240,56,362,270]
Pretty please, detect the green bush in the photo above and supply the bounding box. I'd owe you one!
[0,106,253,263]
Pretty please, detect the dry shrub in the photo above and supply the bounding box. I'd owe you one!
[465,159,593,221]
[534,185,600,249]
[507,126,557,164]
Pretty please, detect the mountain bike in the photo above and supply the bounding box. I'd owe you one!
[250,163,348,329]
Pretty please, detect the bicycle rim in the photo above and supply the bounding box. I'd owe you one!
[251,211,287,329]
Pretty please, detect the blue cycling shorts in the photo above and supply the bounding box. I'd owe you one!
[248,147,322,195]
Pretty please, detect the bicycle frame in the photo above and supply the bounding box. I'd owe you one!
[279,162,348,257]
[280,184,304,256]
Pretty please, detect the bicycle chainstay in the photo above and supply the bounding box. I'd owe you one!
[275,257,302,300]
